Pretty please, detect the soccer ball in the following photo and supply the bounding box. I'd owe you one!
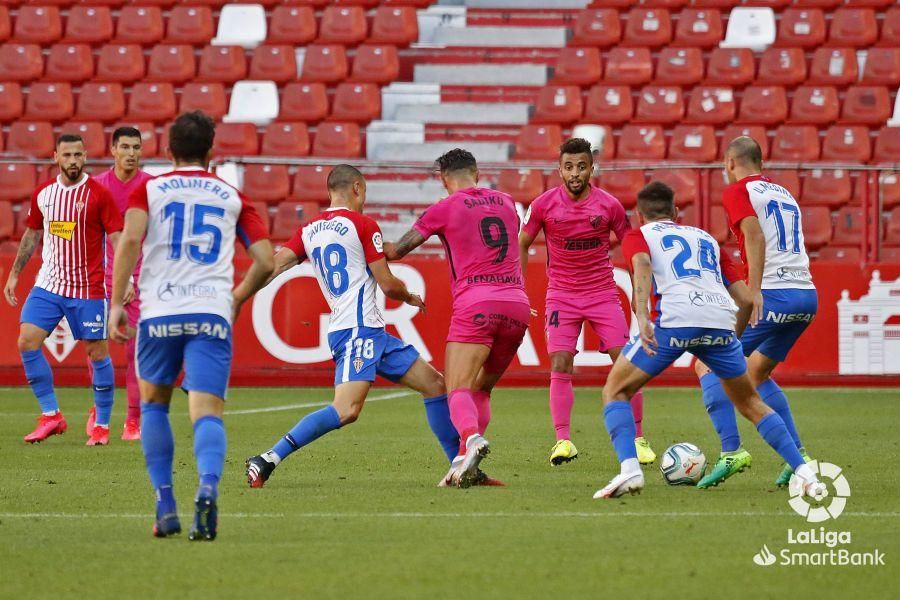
[660,443,707,486]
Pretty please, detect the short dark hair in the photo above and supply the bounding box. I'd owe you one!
[559,137,593,161]
[434,148,477,176]
[168,111,216,162]
[56,134,84,148]
[637,181,676,219]
[726,136,763,170]
[327,164,364,191]
[112,126,142,145]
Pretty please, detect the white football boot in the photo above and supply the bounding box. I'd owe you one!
[593,471,645,499]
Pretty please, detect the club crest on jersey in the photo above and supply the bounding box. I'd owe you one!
[75,199,85,212]
[49,221,76,241]
[589,215,605,229]
[353,357,364,373]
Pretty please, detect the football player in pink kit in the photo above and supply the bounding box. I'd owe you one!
[519,138,656,466]
[90,126,154,440]
[384,149,531,488]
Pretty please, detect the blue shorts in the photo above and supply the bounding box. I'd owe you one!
[136,314,232,399]
[20,287,107,340]
[623,326,747,380]
[328,326,419,386]
[741,288,817,362]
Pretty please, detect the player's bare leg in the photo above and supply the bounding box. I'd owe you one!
[18,323,68,443]
[83,339,114,446]
[608,345,655,465]
[139,380,181,538]
[444,342,492,488]
[548,351,579,465]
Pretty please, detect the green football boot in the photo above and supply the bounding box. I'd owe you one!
[696,448,752,489]
[774,448,812,488]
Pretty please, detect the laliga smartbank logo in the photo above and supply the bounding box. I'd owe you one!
[752,461,885,568]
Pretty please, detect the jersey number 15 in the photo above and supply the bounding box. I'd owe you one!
[162,202,225,265]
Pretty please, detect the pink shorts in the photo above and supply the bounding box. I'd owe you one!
[447,299,531,374]
[545,294,629,355]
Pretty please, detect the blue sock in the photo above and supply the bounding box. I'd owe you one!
[757,378,802,449]
[603,401,638,463]
[91,357,114,427]
[423,395,460,462]
[21,349,58,414]
[193,416,226,499]
[700,374,741,453]
[756,412,805,469]
[272,405,342,461]
[141,403,174,492]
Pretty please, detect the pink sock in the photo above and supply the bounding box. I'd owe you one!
[549,372,574,441]
[631,390,644,438]
[125,337,141,422]
[472,390,491,434]
[448,388,479,454]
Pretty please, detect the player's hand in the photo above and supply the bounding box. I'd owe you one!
[3,274,17,307]
[638,317,658,356]
[108,304,131,343]
[123,280,135,305]
[749,290,764,328]
[232,299,244,323]
[406,293,426,313]
[530,307,538,318]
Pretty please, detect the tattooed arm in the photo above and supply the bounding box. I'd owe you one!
[383,228,426,262]
[630,251,658,355]
[4,228,40,307]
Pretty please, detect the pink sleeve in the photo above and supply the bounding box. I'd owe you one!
[621,229,651,273]
[236,193,268,248]
[722,184,756,229]
[521,198,544,238]
[610,198,630,242]
[412,201,446,239]
[358,216,385,264]
[284,229,306,260]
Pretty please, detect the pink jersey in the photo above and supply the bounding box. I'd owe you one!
[95,168,153,288]
[522,184,629,300]
[413,186,528,309]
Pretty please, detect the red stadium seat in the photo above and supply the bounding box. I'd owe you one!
[776,9,825,48]
[115,5,163,45]
[887,207,900,243]
[879,173,900,210]
[271,201,319,240]
[268,6,317,45]
[45,43,94,83]
[841,86,891,125]
[553,47,602,86]
[7,121,55,158]
[0,82,22,121]
[737,86,788,125]
[604,48,652,86]
[881,247,900,263]
[59,121,105,157]
[331,82,381,123]
[0,163,36,201]
[147,45,196,84]
[881,8,900,47]
[243,164,290,204]
[114,121,158,157]
[817,246,860,262]
[655,48,704,86]
[643,0,689,8]
[313,122,361,157]
[300,45,348,84]
[514,124,563,160]
[213,122,258,156]
[349,44,399,84]
[771,125,820,161]
[709,169,730,202]
[827,8,878,48]
[249,45,297,84]
[127,83,176,122]
[13,6,61,44]
[821,125,872,162]
[0,201,12,240]
[532,86,583,125]
[96,44,145,83]
[801,206,833,250]
[617,124,665,160]
[623,9,672,48]
[65,5,112,44]
[789,86,839,125]
[808,48,858,87]
[76,82,125,122]
[570,9,621,47]
[744,0,790,7]
[692,0,739,6]
[802,169,852,208]
[261,122,310,156]
[0,44,43,82]
[769,170,802,199]
[673,9,723,49]
[250,201,270,235]
[794,0,841,6]
[179,82,227,119]
[655,169,698,206]
[845,0,892,7]
[498,170,545,204]
[705,48,754,86]
[873,126,900,163]
[584,85,633,124]
[291,165,329,202]
[708,205,731,243]
[166,6,214,45]
[24,82,73,122]
[280,82,329,122]
[757,47,807,86]
[669,125,717,161]
[861,48,900,85]
[0,7,9,44]
[634,86,684,124]
[720,125,770,159]
[598,170,646,209]
[318,6,367,45]
[832,206,864,244]
[685,86,736,125]
[370,6,418,46]
[197,45,247,83]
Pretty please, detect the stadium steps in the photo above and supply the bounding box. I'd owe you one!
[368,140,512,162]
[394,102,531,125]
[413,64,549,86]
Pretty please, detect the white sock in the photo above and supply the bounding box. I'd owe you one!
[262,450,281,466]
[794,463,818,484]
[42,410,59,417]
[621,458,641,476]
[466,433,481,447]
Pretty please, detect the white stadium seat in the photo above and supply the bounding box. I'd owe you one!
[212,4,267,49]
[223,80,279,125]
[720,8,776,52]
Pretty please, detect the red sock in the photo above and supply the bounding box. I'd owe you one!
[631,390,644,438]
[549,372,574,441]
[472,390,491,434]
[448,389,479,454]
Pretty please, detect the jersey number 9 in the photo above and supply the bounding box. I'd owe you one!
[479,217,509,264]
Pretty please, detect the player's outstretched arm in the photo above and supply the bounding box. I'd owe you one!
[3,228,40,307]
[232,240,276,321]
[369,257,425,311]
[110,209,148,341]
[518,230,535,279]
[738,217,766,327]
[631,252,657,355]
[383,228,426,262]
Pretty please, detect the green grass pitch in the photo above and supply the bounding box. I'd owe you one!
[0,386,896,599]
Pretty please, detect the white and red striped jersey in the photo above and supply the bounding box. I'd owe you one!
[622,221,738,331]
[723,175,815,290]
[26,174,123,299]
[129,167,268,323]
[285,207,385,333]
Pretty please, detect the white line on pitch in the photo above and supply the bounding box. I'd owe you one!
[224,390,416,415]
[1,511,897,519]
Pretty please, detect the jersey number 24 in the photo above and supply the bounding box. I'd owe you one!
[661,234,720,281]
